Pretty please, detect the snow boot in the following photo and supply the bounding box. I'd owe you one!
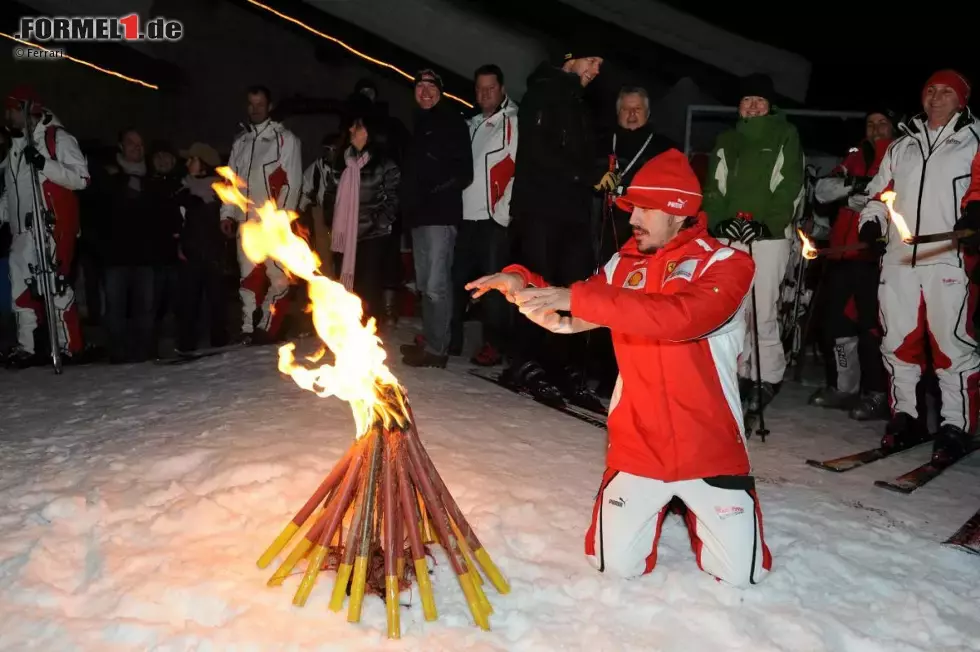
[931,424,975,464]
[743,380,779,414]
[4,347,42,369]
[849,391,888,421]
[880,411,930,451]
[470,343,501,367]
[809,386,859,410]
[400,334,425,356]
[401,346,448,368]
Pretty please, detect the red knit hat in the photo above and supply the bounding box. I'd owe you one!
[922,69,971,108]
[615,149,702,215]
[5,84,43,113]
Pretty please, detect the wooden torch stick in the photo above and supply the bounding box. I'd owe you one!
[406,420,510,595]
[328,447,371,613]
[403,430,489,631]
[348,427,384,623]
[396,442,437,621]
[292,437,369,606]
[267,447,363,587]
[257,446,354,568]
[382,431,401,639]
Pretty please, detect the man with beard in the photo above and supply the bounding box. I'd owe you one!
[220,84,302,345]
[0,85,89,368]
[504,43,605,410]
[467,149,770,587]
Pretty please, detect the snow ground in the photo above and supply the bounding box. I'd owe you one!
[1,329,979,652]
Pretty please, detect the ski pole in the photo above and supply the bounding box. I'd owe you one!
[738,212,769,442]
[22,101,63,374]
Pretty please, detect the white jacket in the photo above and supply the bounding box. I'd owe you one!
[0,111,89,235]
[299,154,338,212]
[462,97,518,226]
[860,111,980,268]
[220,119,302,222]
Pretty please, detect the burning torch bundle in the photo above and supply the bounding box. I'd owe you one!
[211,168,509,637]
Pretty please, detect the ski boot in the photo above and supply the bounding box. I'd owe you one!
[849,391,888,421]
[470,343,501,367]
[743,380,779,414]
[931,424,976,464]
[4,347,42,369]
[561,367,606,414]
[808,386,858,410]
[880,411,930,452]
[502,360,565,409]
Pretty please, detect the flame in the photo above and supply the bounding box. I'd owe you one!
[881,191,913,243]
[797,229,817,260]
[213,166,409,438]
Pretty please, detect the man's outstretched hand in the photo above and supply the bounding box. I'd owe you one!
[513,287,571,314]
[466,272,525,302]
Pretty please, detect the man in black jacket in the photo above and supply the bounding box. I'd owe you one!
[399,69,473,367]
[504,44,604,410]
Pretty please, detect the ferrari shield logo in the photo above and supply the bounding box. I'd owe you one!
[666,261,677,273]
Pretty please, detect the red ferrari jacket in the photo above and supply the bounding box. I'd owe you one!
[504,215,756,481]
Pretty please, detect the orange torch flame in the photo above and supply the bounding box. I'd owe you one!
[797,229,818,260]
[213,167,409,438]
[881,191,913,243]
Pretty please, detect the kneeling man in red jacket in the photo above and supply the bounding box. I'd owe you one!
[467,149,772,586]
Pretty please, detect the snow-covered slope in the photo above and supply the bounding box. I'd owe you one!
[0,331,978,651]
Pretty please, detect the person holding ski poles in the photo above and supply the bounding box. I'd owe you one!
[702,74,805,417]
[466,149,771,586]
[0,85,89,369]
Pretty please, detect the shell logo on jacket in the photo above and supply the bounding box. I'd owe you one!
[860,110,980,268]
[462,97,519,226]
[220,119,303,223]
[506,214,756,482]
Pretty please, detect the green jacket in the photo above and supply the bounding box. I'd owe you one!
[702,110,804,237]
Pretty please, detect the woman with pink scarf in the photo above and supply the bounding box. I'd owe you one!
[331,111,401,325]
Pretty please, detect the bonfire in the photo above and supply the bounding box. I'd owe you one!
[212,168,509,637]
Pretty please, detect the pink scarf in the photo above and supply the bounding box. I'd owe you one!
[331,149,370,291]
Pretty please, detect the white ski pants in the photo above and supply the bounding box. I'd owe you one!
[585,470,772,587]
[236,224,291,336]
[722,237,791,384]
[879,263,979,431]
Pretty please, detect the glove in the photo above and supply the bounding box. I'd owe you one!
[846,192,869,212]
[849,176,871,195]
[594,170,621,193]
[22,145,45,170]
[858,221,885,256]
[715,218,745,242]
[954,201,980,249]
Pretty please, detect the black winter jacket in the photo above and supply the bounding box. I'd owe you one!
[510,62,597,224]
[99,168,182,266]
[175,176,223,266]
[334,148,401,241]
[399,102,473,229]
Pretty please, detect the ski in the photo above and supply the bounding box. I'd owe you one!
[155,343,245,365]
[805,439,933,473]
[943,508,980,556]
[468,369,607,429]
[873,440,980,494]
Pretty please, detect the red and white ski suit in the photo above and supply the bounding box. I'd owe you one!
[859,111,980,431]
[221,119,302,336]
[0,111,88,354]
[505,216,772,586]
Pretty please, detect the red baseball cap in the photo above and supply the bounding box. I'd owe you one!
[923,69,971,108]
[615,148,702,215]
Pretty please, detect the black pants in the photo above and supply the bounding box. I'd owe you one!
[821,259,886,393]
[509,215,595,376]
[451,219,512,353]
[334,234,392,326]
[104,265,155,362]
[176,260,229,352]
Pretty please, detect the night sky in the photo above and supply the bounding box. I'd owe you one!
[660,2,978,116]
